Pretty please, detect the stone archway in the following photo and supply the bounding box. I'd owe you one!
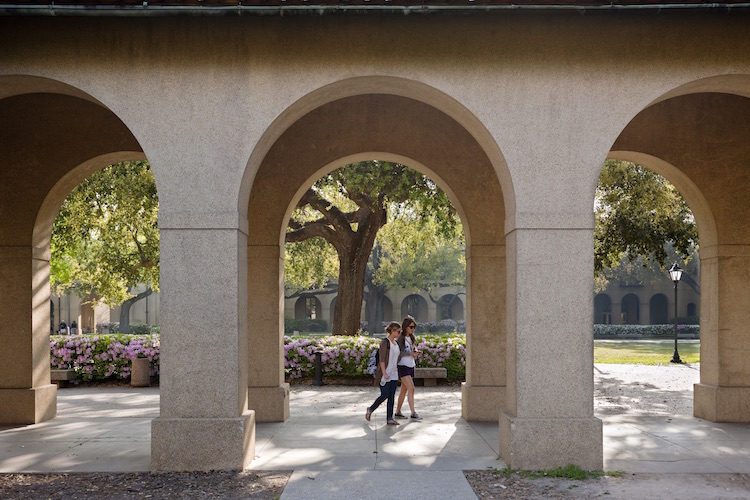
[612,76,750,423]
[0,77,144,426]
[243,81,510,424]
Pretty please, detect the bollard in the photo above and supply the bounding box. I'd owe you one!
[313,350,324,386]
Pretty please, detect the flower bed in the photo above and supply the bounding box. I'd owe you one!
[50,334,159,383]
[284,334,466,380]
[50,333,466,383]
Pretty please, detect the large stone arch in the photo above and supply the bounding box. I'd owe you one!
[611,75,750,422]
[0,76,144,425]
[244,81,510,424]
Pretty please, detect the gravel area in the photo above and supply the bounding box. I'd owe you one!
[3,364,750,499]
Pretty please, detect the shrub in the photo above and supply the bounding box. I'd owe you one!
[49,332,467,384]
[593,324,699,338]
[284,318,328,334]
[283,333,467,381]
[50,334,159,383]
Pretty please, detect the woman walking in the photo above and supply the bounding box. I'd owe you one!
[394,316,422,421]
[365,321,402,426]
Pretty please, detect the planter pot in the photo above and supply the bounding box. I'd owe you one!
[131,357,151,387]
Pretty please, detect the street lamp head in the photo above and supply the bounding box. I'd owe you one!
[669,263,683,283]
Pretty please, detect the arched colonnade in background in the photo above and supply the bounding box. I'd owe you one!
[2,12,750,472]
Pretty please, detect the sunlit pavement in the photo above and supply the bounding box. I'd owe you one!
[1,381,749,498]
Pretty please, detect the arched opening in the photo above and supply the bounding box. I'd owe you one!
[294,295,322,321]
[594,294,612,325]
[649,294,669,324]
[620,294,640,325]
[402,294,429,322]
[243,81,510,426]
[0,75,168,472]
[597,76,750,475]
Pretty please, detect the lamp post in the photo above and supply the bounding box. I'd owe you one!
[669,263,683,364]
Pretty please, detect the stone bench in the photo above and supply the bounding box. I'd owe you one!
[414,367,447,387]
[51,369,76,388]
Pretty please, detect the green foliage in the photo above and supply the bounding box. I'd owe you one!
[374,204,465,290]
[283,318,329,334]
[284,333,466,380]
[595,160,698,277]
[51,160,159,306]
[593,324,699,337]
[285,162,458,286]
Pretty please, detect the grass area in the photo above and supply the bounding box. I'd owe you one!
[594,340,700,365]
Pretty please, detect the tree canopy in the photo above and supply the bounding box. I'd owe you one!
[595,160,698,277]
[285,160,458,335]
[51,160,159,331]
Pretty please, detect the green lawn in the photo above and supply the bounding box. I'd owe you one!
[594,340,700,365]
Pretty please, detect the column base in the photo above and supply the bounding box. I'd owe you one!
[151,410,255,472]
[500,412,602,470]
[694,383,750,422]
[248,384,289,422]
[0,385,57,425]
[461,383,504,422]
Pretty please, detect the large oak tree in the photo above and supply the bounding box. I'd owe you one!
[285,161,456,335]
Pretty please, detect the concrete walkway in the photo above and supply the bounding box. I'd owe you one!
[1,385,749,499]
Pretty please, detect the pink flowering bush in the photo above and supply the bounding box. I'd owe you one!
[50,334,159,383]
[49,333,466,383]
[284,334,467,381]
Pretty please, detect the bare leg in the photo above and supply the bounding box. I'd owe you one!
[396,378,407,414]
[400,375,416,414]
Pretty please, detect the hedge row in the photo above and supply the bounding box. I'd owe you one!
[593,324,700,337]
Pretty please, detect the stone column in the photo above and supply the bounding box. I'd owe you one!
[246,244,289,423]
[462,244,506,422]
[0,245,57,425]
[694,245,750,422]
[151,225,254,472]
[500,227,602,470]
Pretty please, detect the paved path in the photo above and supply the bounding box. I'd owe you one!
[1,368,750,498]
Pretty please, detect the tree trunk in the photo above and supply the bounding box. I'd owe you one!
[331,213,383,336]
[119,287,153,333]
[365,285,386,334]
[332,255,369,336]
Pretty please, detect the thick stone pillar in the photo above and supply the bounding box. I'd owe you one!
[151,226,254,472]
[500,227,602,470]
[462,244,506,422]
[0,246,57,425]
[694,245,750,422]
[246,244,289,423]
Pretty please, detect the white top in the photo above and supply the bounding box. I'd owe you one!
[398,336,416,368]
[381,337,400,385]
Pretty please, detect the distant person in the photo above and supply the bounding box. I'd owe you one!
[365,321,402,426]
[70,320,78,335]
[394,316,422,421]
[59,321,67,335]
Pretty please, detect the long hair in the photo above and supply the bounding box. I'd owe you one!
[399,315,416,349]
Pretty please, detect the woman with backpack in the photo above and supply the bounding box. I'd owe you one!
[394,316,422,421]
[365,321,402,426]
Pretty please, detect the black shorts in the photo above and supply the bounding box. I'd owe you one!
[398,365,415,379]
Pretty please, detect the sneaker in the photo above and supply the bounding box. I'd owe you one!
[365,408,371,422]
[394,412,407,419]
[410,413,423,421]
